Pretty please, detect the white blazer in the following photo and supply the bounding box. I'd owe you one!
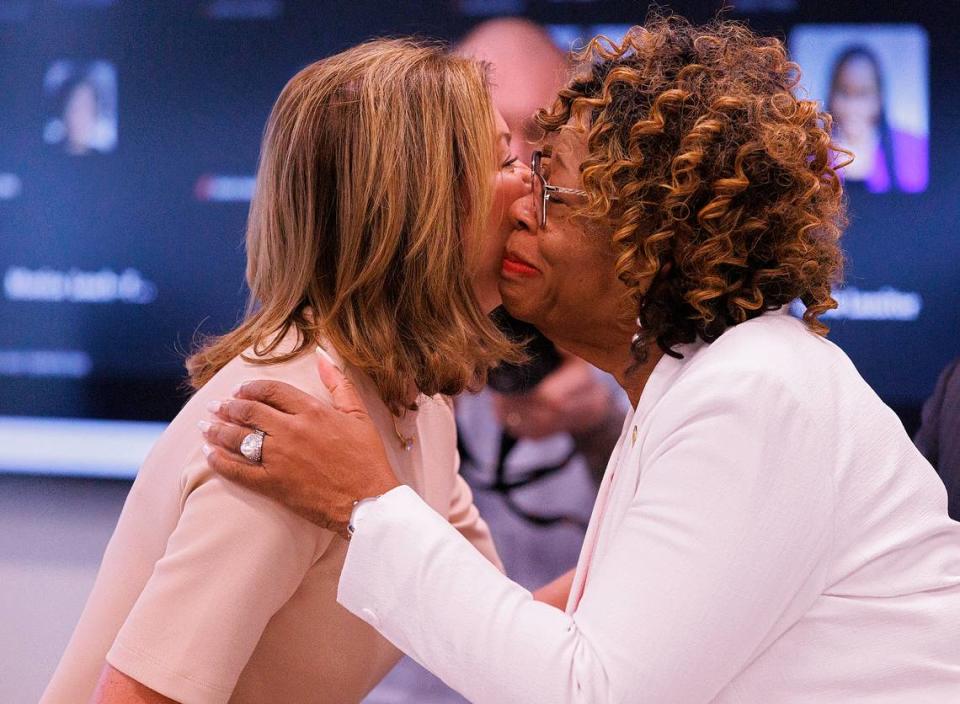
[339,313,960,703]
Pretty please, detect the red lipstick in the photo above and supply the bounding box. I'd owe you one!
[501,255,539,277]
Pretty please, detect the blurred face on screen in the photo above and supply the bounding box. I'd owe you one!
[64,81,98,155]
[831,54,882,143]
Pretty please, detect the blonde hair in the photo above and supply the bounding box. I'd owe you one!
[187,38,516,411]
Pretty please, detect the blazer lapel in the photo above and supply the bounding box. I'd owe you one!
[566,412,634,613]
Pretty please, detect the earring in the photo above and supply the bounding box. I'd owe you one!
[631,316,643,346]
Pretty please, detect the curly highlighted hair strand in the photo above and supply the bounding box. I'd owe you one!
[537,15,849,361]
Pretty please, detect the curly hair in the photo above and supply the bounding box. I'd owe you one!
[536,14,849,361]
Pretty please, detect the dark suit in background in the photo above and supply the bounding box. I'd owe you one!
[915,357,960,521]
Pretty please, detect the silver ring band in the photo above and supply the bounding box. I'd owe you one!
[240,429,265,464]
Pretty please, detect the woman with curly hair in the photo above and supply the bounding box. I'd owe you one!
[202,17,960,702]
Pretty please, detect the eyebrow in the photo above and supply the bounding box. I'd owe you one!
[498,132,512,145]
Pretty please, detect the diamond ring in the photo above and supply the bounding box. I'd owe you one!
[240,429,265,464]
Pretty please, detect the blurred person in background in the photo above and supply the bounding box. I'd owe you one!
[457,17,566,164]
[42,38,530,704]
[915,356,960,520]
[456,17,629,590]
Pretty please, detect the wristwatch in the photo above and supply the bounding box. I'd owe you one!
[347,494,382,538]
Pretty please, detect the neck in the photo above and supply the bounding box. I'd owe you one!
[555,332,665,409]
[618,351,665,409]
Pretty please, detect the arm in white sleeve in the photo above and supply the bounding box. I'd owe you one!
[338,370,835,703]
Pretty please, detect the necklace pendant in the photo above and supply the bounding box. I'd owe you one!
[392,413,415,452]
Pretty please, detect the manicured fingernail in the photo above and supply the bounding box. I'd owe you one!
[231,382,246,396]
[198,420,211,434]
[201,443,213,457]
[206,400,221,414]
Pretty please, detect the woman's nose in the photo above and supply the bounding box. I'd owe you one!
[507,188,536,236]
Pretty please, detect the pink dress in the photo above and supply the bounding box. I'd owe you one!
[42,331,501,703]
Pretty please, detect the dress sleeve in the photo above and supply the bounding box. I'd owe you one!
[107,457,333,704]
[338,369,836,703]
[446,453,504,572]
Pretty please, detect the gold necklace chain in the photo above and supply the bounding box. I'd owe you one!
[392,415,415,452]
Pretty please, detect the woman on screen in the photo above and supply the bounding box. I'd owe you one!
[44,62,118,156]
[42,39,529,703]
[827,45,928,193]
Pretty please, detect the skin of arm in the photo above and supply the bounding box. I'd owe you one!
[91,665,178,704]
[532,568,576,610]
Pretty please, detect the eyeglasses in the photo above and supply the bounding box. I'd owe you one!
[531,149,588,228]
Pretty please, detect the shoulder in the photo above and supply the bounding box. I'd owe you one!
[165,336,338,482]
[638,315,845,497]
[677,313,839,389]
[921,357,960,429]
[937,357,960,392]
[189,332,335,414]
[426,393,457,420]
[416,394,458,448]
[703,312,835,370]
[650,312,854,430]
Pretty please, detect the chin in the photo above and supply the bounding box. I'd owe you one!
[499,285,540,326]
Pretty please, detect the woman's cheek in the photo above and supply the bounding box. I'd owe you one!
[489,173,515,230]
[498,168,529,212]
[493,170,514,204]
[480,175,512,268]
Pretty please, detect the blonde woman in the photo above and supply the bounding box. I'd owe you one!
[42,39,529,704]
